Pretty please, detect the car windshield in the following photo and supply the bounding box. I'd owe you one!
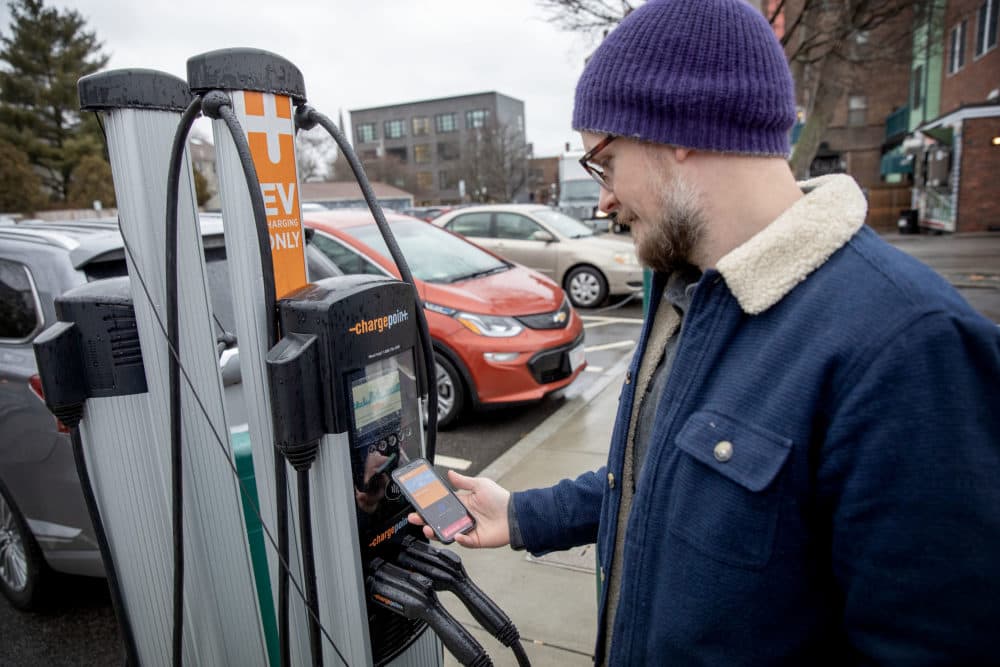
[533,209,596,239]
[561,180,601,201]
[345,219,509,284]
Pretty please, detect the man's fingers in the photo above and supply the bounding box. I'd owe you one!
[454,532,476,548]
[422,525,435,541]
[407,512,426,526]
[448,470,475,491]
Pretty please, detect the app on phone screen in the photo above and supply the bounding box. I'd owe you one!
[397,462,472,541]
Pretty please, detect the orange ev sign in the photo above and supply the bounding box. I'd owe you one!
[241,90,307,299]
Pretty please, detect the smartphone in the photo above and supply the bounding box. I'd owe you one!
[391,458,475,543]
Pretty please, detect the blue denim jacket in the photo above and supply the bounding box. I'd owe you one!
[512,175,1000,665]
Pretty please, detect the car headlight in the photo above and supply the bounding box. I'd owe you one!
[613,252,638,266]
[455,311,524,337]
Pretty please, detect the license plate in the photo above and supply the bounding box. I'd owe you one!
[569,344,585,372]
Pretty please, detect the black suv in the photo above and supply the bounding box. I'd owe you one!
[0,216,338,609]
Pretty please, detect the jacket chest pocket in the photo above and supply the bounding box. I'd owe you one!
[667,410,792,569]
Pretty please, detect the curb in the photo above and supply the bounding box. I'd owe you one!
[478,354,631,482]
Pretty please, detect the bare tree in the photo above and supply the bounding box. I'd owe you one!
[781,0,942,177]
[459,121,531,203]
[536,0,636,36]
[295,128,337,182]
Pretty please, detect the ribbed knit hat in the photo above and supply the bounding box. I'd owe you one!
[573,0,796,156]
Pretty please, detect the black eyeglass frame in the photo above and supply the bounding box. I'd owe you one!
[579,134,617,190]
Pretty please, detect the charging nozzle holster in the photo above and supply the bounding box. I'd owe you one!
[368,559,493,667]
[396,536,521,648]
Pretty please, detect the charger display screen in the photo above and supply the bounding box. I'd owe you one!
[351,369,402,437]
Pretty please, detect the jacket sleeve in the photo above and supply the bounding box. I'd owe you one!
[510,467,605,555]
[819,309,1000,663]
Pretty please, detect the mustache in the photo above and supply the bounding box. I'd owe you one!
[615,209,638,226]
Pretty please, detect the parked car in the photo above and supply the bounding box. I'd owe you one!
[433,204,643,308]
[0,217,340,609]
[400,205,456,222]
[301,209,587,428]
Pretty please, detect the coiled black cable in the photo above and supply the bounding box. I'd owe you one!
[297,469,322,667]
[164,94,204,667]
[69,427,141,666]
[293,105,438,462]
[200,90,294,667]
[511,640,531,667]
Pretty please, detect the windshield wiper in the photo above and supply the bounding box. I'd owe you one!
[447,265,508,283]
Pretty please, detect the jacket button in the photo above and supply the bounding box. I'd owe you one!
[608,472,616,489]
[713,440,734,462]
[625,371,632,385]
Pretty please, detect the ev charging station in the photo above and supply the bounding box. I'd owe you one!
[34,49,528,667]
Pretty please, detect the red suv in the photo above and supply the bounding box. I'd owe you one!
[303,210,586,426]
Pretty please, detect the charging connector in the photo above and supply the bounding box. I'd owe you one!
[396,536,531,666]
[368,559,493,667]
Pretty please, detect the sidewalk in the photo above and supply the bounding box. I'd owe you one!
[440,363,627,666]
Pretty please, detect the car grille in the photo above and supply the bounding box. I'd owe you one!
[517,300,572,330]
[527,333,584,385]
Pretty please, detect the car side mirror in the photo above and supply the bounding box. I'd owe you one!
[531,230,555,243]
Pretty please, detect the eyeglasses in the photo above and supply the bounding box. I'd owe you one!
[579,135,617,190]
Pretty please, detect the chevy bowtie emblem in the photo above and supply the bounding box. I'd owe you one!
[553,311,567,324]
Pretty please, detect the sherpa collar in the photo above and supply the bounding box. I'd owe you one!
[715,173,867,315]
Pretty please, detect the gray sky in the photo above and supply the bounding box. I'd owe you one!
[4,0,599,157]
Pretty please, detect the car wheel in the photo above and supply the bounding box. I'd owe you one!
[434,353,465,429]
[0,479,47,610]
[566,266,609,309]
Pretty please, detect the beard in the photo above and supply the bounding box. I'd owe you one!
[620,174,706,274]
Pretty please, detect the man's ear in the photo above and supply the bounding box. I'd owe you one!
[674,147,692,162]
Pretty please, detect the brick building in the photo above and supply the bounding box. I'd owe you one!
[905,0,1000,232]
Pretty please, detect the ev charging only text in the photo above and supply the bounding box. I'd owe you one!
[262,182,301,250]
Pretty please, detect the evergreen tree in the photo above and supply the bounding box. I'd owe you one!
[66,153,115,209]
[0,0,109,204]
[0,138,44,214]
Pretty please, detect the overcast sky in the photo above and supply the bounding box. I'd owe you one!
[2,0,602,158]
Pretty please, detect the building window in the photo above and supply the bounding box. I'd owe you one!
[435,113,457,133]
[384,119,406,139]
[437,142,460,161]
[950,21,968,73]
[414,144,431,164]
[386,146,407,163]
[360,149,378,161]
[416,171,434,190]
[976,0,998,57]
[439,170,458,189]
[847,95,867,127]
[356,123,376,143]
[412,116,431,136]
[912,67,924,110]
[465,109,489,129]
[0,259,41,340]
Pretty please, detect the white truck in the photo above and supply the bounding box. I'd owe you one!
[558,150,617,231]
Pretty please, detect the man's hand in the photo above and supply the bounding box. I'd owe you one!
[407,470,511,548]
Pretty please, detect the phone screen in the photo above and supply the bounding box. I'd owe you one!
[395,461,473,542]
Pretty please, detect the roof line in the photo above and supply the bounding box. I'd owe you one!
[350,91,521,114]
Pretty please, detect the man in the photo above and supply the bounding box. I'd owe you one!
[412,0,1000,663]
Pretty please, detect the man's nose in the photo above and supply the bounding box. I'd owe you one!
[598,186,618,215]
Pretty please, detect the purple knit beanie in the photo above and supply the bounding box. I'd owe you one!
[573,0,796,156]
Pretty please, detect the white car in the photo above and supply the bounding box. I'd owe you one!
[434,204,642,308]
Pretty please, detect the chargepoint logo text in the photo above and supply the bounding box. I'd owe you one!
[349,309,409,336]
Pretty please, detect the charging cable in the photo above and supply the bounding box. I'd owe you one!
[396,536,531,666]
[368,559,493,667]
